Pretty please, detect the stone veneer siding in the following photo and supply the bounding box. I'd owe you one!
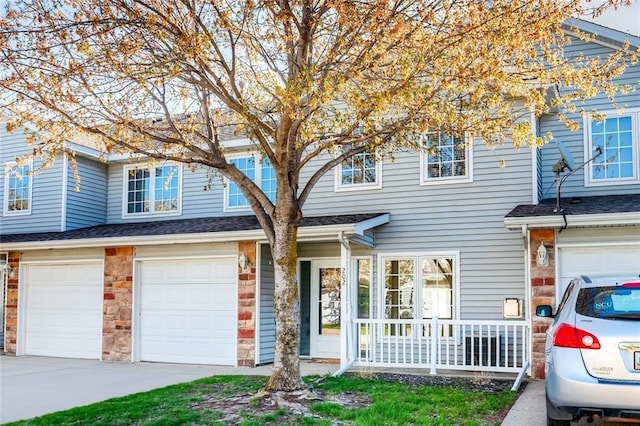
[237,241,257,367]
[530,229,556,379]
[3,252,20,354]
[102,247,133,361]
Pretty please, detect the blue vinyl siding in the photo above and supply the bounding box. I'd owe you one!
[107,162,225,223]
[0,125,64,233]
[65,156,108,230]
[105,131,533,320]
[299,140,533,320]
[539,36,640,198]
[258,244,276,364]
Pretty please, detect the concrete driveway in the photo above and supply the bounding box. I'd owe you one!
[501,379,614,426]
[0,355,338,423]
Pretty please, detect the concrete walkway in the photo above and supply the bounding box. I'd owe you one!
[0,355,338,424]
[501,379,546,426]
[501,379,610,426]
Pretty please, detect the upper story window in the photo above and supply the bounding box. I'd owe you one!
[420,133,472,185]
[335,149,381,191]
[3,160,32,215]
[225,155,276,210]
[123,163,181,217]
[587,112,638,185]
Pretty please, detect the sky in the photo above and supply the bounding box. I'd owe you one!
[0,0,637,34]
[580,0,640,36]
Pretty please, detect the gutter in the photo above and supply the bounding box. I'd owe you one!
[504,211,640,230]
[563,18,640,51]
[60,154,68,231]
[0,223,362,251]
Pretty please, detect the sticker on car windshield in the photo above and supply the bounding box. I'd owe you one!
[635,352,640,371]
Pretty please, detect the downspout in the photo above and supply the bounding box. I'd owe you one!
[60,153,68,231]
[254,242,262,366]
[523,224,533,378]
[531,112,539,206]
[528,110,538,379]
[333,231,355,377]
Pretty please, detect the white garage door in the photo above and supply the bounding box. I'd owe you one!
[24,263,103,359]
[139,258,237,365]
[558,245,640,298]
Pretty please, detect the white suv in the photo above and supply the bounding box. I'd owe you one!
[536,275,640,426]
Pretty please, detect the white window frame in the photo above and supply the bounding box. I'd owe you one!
[377,251,461,321]
[223,153,276,212]
[419,133,473,186]
[3,160,33,216]
[334,150,382,192]
[122,163,182,218]
[584,109,639,187]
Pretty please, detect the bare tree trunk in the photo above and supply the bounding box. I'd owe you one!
[264,220,304,391]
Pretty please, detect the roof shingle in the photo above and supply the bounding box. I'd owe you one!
[0,213,387,244]
[505,194,640,218]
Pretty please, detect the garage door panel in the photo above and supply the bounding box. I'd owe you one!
[187,287,215,303]
[24,263,102,359]
[172,285,213,307]
[28,310,100,329]
[29,288,99,310]
[143,260,235,284]
[144,311,233,336]
[559,246,640,297]
[29,264,102,283]
[214,264,236,282]
[143,284,225,310]
[140,313,164,331]
[214,289,236,305]
[140,258,237,365]
[27,335,101,358]
[29,266,67,282]
[561,249,639,277]
[191,264,216,280]
[190,314,215,331]
[27,291,57,308]
[142,339,234,365]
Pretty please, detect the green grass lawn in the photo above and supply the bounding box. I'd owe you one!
[5,374,519,426]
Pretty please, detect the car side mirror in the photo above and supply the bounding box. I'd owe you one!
[535,305,554,318]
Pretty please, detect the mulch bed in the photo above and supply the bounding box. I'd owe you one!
[345,371,520,393]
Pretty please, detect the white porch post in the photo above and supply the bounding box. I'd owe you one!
[430,316,438,375]
[339,232,352,368]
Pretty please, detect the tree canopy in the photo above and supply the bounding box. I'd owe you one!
[0,0,637,391]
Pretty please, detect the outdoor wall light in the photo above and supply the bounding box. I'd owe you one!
[238,252,251,273]
[537,242,549,267]
[1,262,13,279]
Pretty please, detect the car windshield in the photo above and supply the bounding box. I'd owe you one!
[576,286,640,320]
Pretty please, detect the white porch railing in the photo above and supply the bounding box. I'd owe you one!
[352,318,529,374]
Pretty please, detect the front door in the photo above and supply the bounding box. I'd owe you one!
[310,259,341,359]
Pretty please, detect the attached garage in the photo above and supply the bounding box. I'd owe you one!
[138,257,237,365]
[507,202,640,380]
[23,262,103,359]
[557,228,640,298]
